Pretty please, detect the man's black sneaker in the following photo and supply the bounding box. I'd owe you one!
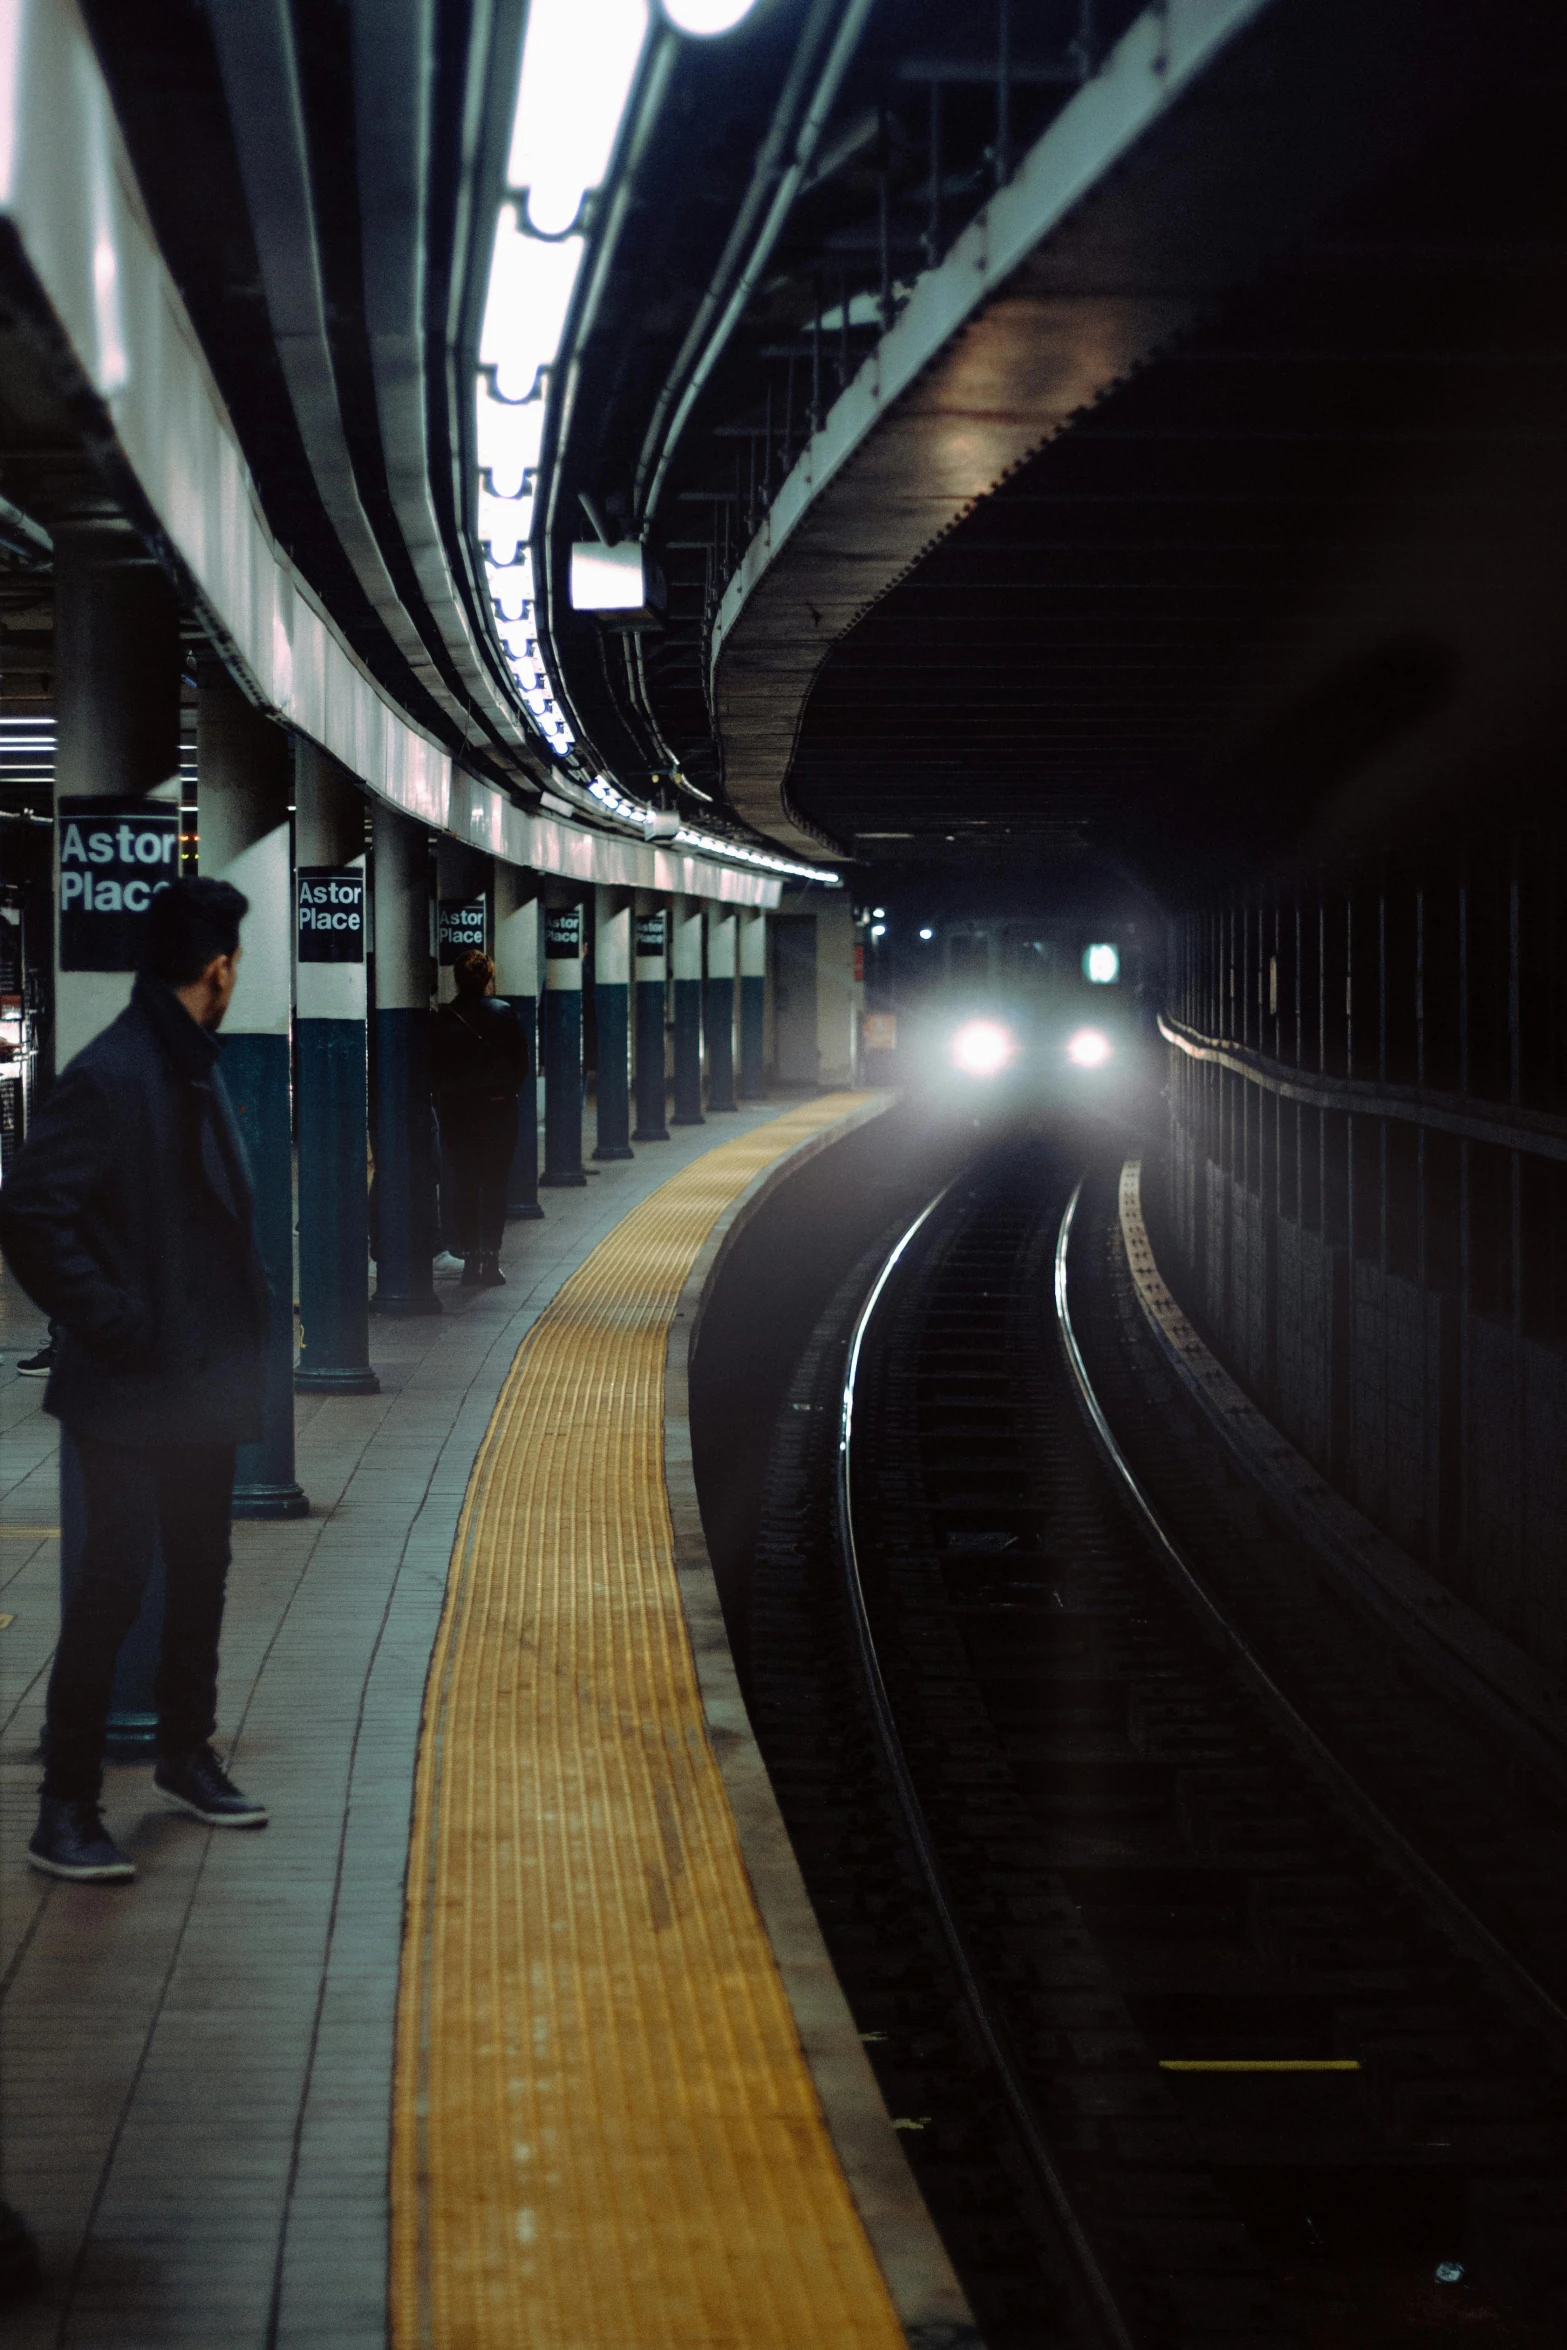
[28,1797,136,1882]
[154,1744,268,1828]
[15,1346,52,1378]
[477,1252,507,1287]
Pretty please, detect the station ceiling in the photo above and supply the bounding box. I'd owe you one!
[5,0,1564,911]
[555,0,1567,902]
[788,63,1567,894]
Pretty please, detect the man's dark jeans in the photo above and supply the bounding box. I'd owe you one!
[43,1438,237,1802]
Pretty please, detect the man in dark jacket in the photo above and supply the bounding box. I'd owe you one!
[432,948,528,1287]
[0,877,271,1882]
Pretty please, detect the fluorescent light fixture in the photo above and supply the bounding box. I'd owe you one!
[919,927,934,941]
[485,551,534,621]
[1067,1026,1113,1067]
[509,0,649,237]
[477,485,535,565]
[479,207,584,401]
[871,906,886,918]
[475,382,546,497]
[870,923,886,940]
[1083,942,1120,984]
[570,540,647,610]
[662,0,762,33]
[673,822,836,884]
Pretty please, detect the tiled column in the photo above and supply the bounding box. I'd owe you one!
[198,669,307,1514]
[704,903,738,1113]
[495,864,543,1218]
[53,524,184,1753]
[671,895,705,1127]
[371,803,440,1316]
[739,907,767,1100]
[592,886,633,1161]
[632,896,669,1142]
[541,889,586,1186]
[294,742,378,1392]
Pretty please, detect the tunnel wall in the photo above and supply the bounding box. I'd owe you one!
[1154,832,1567,1677]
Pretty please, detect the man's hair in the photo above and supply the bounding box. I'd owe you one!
[140,877,249,985]
[452,948,494,998]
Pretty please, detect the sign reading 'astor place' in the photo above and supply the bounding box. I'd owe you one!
[297,867,365,963]
[545,907,581,958]
[58,798,182,972]
[437,898,486,965]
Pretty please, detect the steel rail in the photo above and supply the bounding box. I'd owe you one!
[1054,1176,1567,2065]
[838,1179,1138,2350]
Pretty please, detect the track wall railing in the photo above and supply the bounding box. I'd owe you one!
[1157,829,1567,1682]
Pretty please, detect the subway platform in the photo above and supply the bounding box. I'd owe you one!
[0,1094,972,2350]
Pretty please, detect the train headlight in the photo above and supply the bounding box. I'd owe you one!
[1066,1026,1112,1068]
[952,1019,1014,1077]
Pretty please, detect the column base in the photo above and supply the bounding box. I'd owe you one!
[707,1100,740,1114]
[372,1290,443,1317]
[541,1169,588,1187]
[508,1202,547,1220]
[294,1366,382,1395]
[104,1711,159,1762]
[738,1089,767,1104]
[592,1144,635,1161]
[670,1114,705,1127]
[231,1483,310,1521]
[632,1125,670,1143]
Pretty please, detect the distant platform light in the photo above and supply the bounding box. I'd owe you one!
[662,0,760,31]
[952,1019,1014,1077]
[919,927,934,941]
[1083,942,1119,984]
[870,923,886,940]
[871,906,886,918]
[1067,1027,1112,1068]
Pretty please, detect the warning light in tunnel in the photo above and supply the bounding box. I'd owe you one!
[1083,943,1119,984]
[1067,1027,1113,1068]
[952,1020,1014,1077]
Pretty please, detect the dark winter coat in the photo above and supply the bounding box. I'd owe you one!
[0,976,269,1446]
[430,994,529,1103]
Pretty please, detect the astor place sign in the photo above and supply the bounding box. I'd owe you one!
[58,798,181,972]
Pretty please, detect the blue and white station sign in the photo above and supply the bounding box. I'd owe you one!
[58,796,181,972]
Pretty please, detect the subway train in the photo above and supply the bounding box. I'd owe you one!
[858,909,1158,1111]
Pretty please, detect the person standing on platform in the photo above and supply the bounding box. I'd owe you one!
[432,948,527,1288]
[0,878,271,1883]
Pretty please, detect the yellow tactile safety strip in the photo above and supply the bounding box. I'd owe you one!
[391,1097,908,2350]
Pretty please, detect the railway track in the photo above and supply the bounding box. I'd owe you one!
[744,1132,1567,2350]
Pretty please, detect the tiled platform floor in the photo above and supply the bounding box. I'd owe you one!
[0,1105,795,2349]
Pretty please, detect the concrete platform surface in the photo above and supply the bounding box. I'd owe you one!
[0,1102,816,2350]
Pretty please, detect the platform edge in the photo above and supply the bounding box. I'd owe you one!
[664,1091,987,2350]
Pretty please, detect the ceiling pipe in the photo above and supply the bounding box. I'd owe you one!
[632,0,879,533]
[348,0,528,745]
[206,0,485,745]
